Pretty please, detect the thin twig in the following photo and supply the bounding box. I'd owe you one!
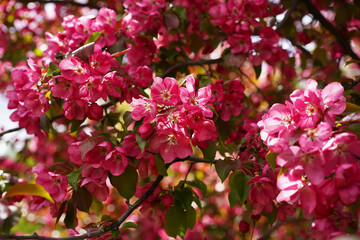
[0,155,212,240]
[276,0,300,31]
[302,0,360,61]
[0,127,22,138]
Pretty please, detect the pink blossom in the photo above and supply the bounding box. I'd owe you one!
[122,134,143,158]
[151,77,180,106]
[149,129,192,163]
[63,98,89,120]
[81,164,109,201]
[79,75,104,102]
[51,76,78,99]
[59,56,90,83]
[87,103,103,121]
[335,163,360,205]
[33,165,68,202]
[101,147,129,176]
[130,97,157,123]
[191,120,218,149]
[180,75,213,118]
[89,44,112,75]
[322,132,360,170]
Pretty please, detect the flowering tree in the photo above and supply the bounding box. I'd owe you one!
[0,0,360,239]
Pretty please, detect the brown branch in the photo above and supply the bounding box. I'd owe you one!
[302,0,360,61]
[16,0,100,9]
[276,0,300,31]
[160,58,222,78]
[0,155,211,240]
[0,127,22,138]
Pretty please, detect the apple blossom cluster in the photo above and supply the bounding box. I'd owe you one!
[131,75,218,162]
[258,79,360,238]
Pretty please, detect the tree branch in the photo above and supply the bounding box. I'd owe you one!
[302,0,360,61]
[160,58,222,78]
[16,0,100,9]
[276,0,300,31]
[0,127,22,138]
[0,155,212,240]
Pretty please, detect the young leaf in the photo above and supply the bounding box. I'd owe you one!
[186,179,207,197]
[135,134,147,153]
[164,204,187,238]
[201,141,216,164]
[4,183,54,204]
[175,187,194,209]
[67,170,81,191]
[72,187,92,213]
[254,64,262,79]
[154,155,168,176]
[215,159,235,182]
[228,172,251,205]
[85,30,104,44]
[265,152,278,172]
[109,165,138,199]
[185,206,196,230]
[345,102,360,113]
[64,201,76,229]
[121,221,138,229]
[228,188,239,208]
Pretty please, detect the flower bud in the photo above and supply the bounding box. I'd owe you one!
[138,123,153,140]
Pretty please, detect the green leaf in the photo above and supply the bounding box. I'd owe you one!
[186,179,207,197]
[201,141,216,164]
[47,62,61,77]
[111,229,122,238]
[10,217,42,234]
[185,206,196,230]
[254,65,262,79]
[228,172,251,205]
[164,204,187,238]
[345,102,360,112]
[200,21,215,36]
[72,187,92,213]
[67,170,81,191]
[215,159,235,182]
[135,134,147,153]
[70,119,85,133]
[85,30,104,44]
[121,221,138,229]
[174,5,187,20]
[101,215,112,222]
[175,187,194,209]
[90,196,103,214]
[109,165,138,199]
[154,155,168,176]
[64,201,77,229]
[228,188,239,208]
[206,105,219,119]
[4,183,54,203]
[192,190,202,209]
[263,206,277,226]
[265,152,278,172]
